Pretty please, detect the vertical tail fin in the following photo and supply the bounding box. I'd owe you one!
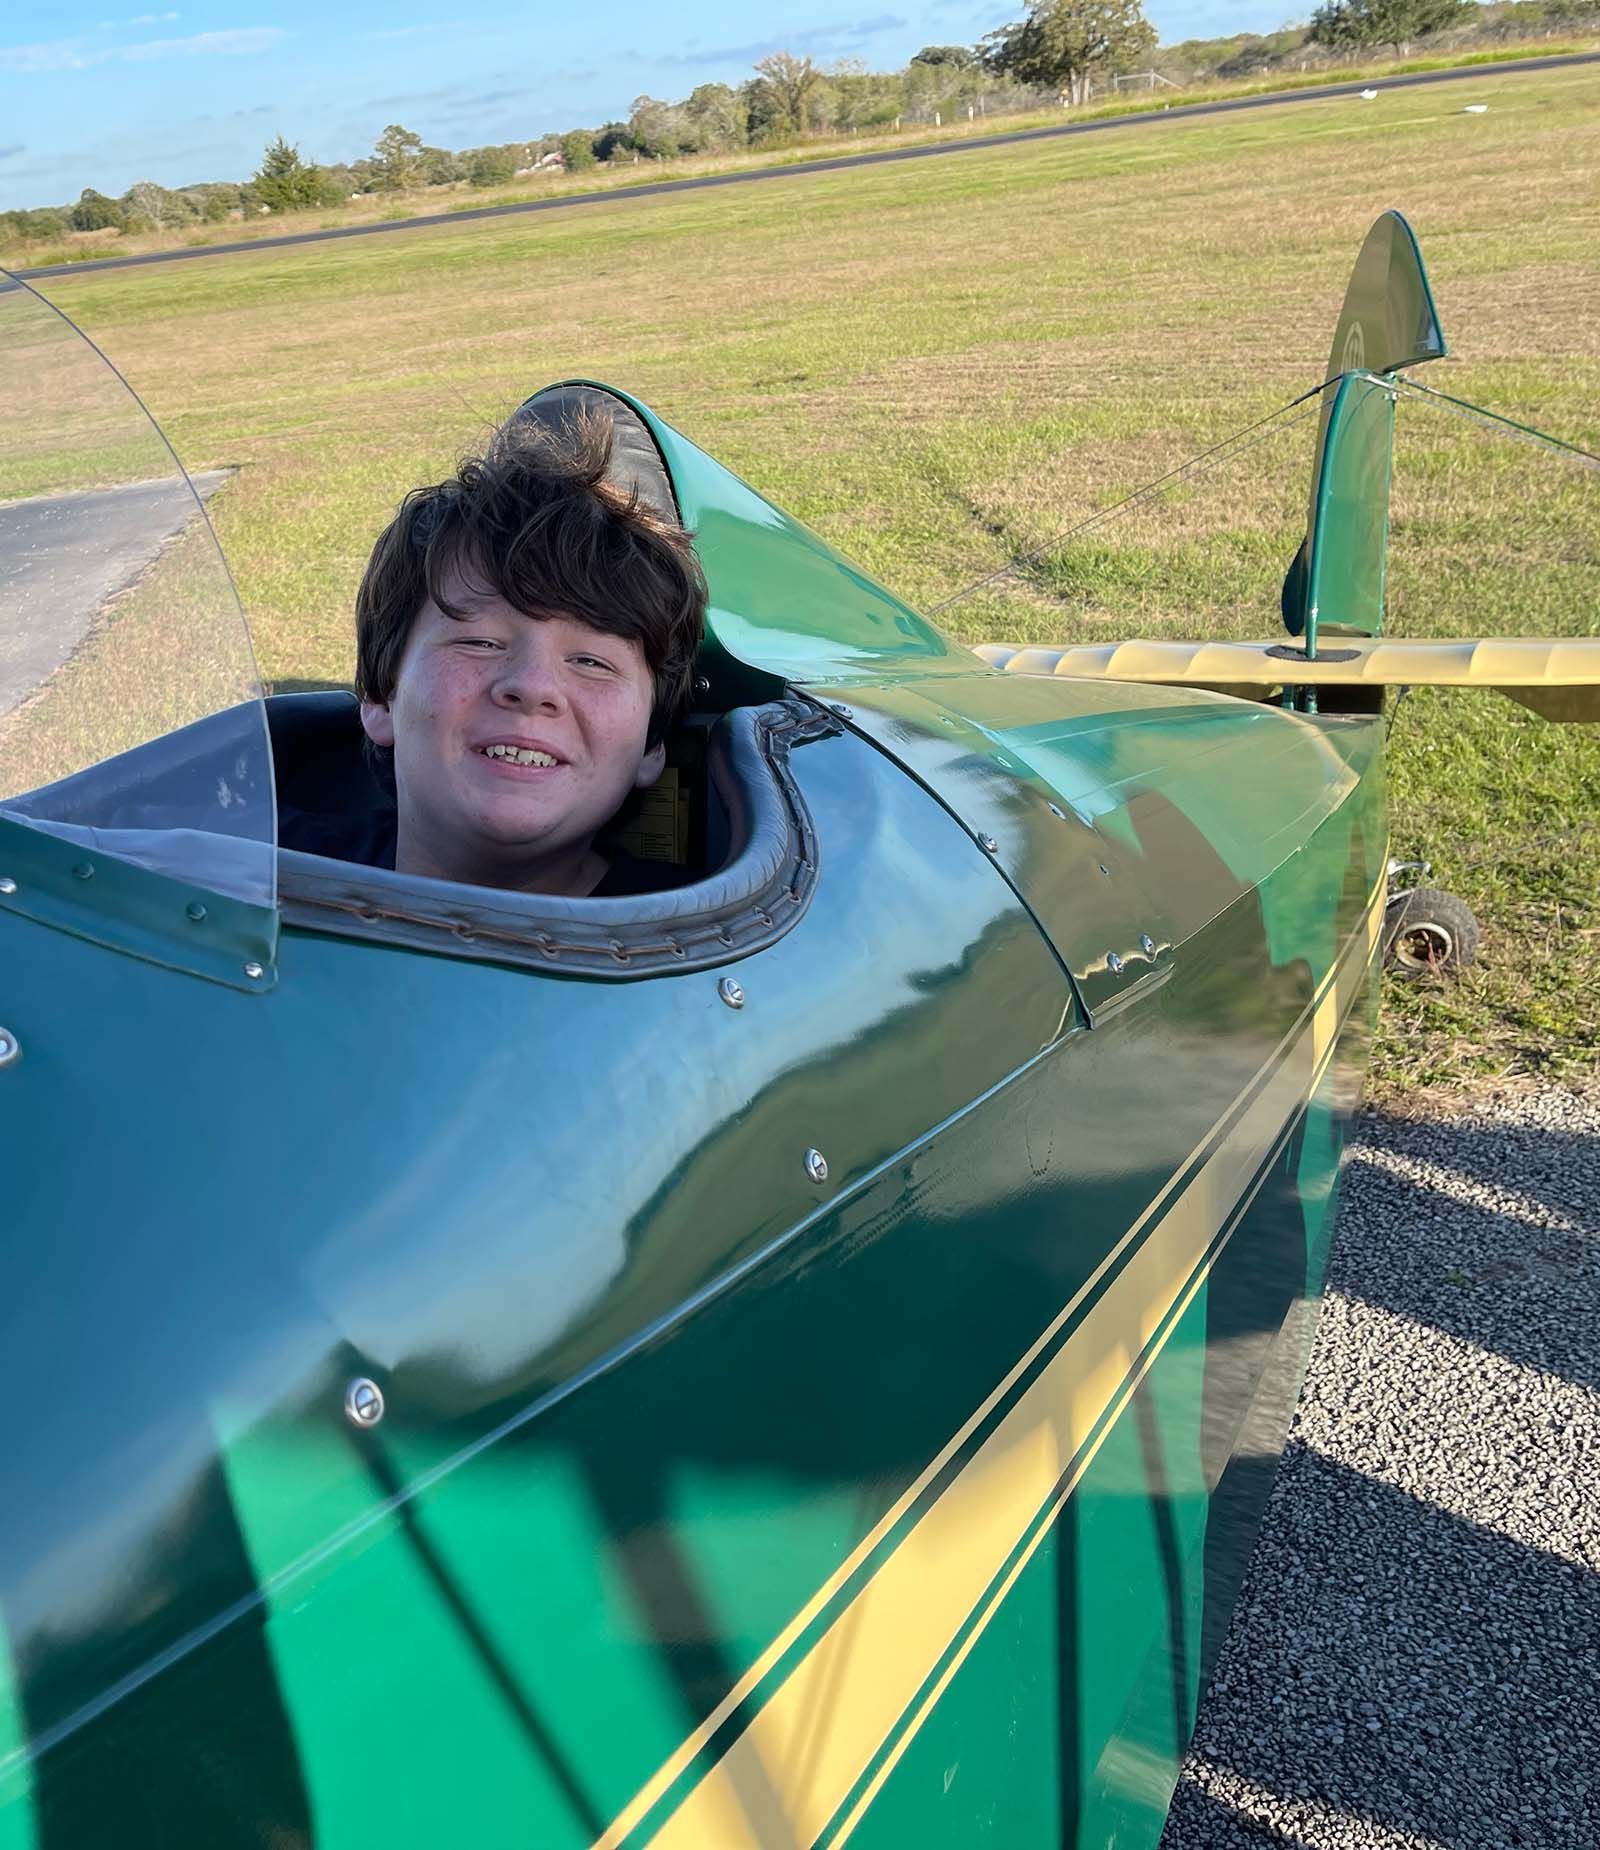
[1281,211,1447,654]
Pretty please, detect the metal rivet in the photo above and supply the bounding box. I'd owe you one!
[978,834,999,854]
[0,877,15,896]
[186,901,208,923]
[0,1028,19,1068]
[1048,804,1066,820]
[692,674,711,695]
[1141,934,1157,957]
[71,861,94,881]
[833,704,854,721]
[243,961,264,980]
[804,1147,829,1183]
[1107,951,1125,975]
[718,976,745,1010]
[344,1377,385,1427]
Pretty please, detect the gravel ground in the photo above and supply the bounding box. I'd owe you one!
[1160,1085,1600,1850]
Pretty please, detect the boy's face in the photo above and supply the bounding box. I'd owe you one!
[360,559,665,891]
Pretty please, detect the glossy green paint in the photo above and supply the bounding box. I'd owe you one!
[847,963,1377,1850]
[570,381,971,691]
[1302,373,1400,651]
[0,725,1076,1842]
[1282,208,1446,647]
[816,671,1375,1024]
[0,688,1382,1848]
[1,220,1408,1850]
[0,812,276,991]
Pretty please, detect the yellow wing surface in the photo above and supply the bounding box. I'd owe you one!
[973,637,1600,724]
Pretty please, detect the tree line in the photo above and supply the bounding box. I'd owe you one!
[4,0,1594,246]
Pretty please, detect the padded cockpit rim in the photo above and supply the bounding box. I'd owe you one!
[514,381,681,525]
[275,699,830,976]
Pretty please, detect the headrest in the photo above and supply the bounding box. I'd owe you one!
[513,384,679,525]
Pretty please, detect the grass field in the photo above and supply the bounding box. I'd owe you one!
[15,60,1600,1098]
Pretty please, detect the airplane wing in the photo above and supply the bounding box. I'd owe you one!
[974,636,1600,723]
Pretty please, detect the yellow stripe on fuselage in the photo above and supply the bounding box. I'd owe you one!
[601,873,1385,1850]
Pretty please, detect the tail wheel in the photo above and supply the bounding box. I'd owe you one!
[1385,887,1480,977]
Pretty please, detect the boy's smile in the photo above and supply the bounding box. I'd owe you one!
[360,560,665,895]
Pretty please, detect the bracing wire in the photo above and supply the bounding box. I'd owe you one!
[929,368,1596,624]
[1389,374,1600,471]
[927,377,1335,619]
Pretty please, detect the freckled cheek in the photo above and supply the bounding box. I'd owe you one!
[403,662,481,737]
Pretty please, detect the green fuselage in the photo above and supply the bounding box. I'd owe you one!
[0,661,1383,1848]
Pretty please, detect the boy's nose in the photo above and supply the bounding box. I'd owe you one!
[492,654,563,709]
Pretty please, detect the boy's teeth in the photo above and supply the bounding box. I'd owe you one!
[483,744,557,766]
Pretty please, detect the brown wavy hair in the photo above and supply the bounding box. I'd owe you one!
[356,411,705,746]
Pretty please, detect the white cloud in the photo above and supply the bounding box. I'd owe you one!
[0,25,279,73]
[121,27,284,62]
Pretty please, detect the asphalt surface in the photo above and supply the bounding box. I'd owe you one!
[0,471,231,714]
[1160,1086,1600,1849]
[14,51,1599,283]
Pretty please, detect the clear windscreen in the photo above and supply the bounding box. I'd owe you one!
[931,377,1599,653]
[0,270,274,907]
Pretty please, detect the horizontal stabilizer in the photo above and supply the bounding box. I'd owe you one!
[974,637,1600,723]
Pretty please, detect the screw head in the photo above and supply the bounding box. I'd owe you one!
[186,901,208,923]
[1141,934,1157,957]
[804,1147,829,1184]
[1098,864,1111,877]
[833,704,854,721]
[978,834,999,854]
[243,961,265,980]
[1048,803,1066,820]
[692,674,712,696]
[0,1028,18,1068]
[0,877,16,896]
[1106,951,1125,975]
[344,1377,385,1427]
[71,861,94,882]
[718,976,745,1010]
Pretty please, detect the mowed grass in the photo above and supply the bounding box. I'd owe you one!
[22,63,1600,1098]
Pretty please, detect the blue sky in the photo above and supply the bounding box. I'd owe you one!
[0,0,1294,210]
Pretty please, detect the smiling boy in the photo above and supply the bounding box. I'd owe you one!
[355,413,706,896]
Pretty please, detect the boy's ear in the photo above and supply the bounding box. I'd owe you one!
[634,740,666,789]
[360,699,395,749]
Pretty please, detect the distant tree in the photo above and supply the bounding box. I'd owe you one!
[910,44,979,67]
[69,188,126,232]
[684,81,747,147]
[468,147,517,186]
[420,145,464,186]
[1309,0,1471,54]
[628,95,672,157]
[559,130,598,169]
[753,51,821,132]
[1214,35,1276,76]
[21,207,69,240]
[249,137,323,212]
[592,121,636,161]
[373,123,426,190]
[739,74,788,141]
[3,206,69,243]
[982,0,1157,103]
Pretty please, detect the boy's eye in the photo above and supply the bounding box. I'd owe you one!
[572,654,615,672]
